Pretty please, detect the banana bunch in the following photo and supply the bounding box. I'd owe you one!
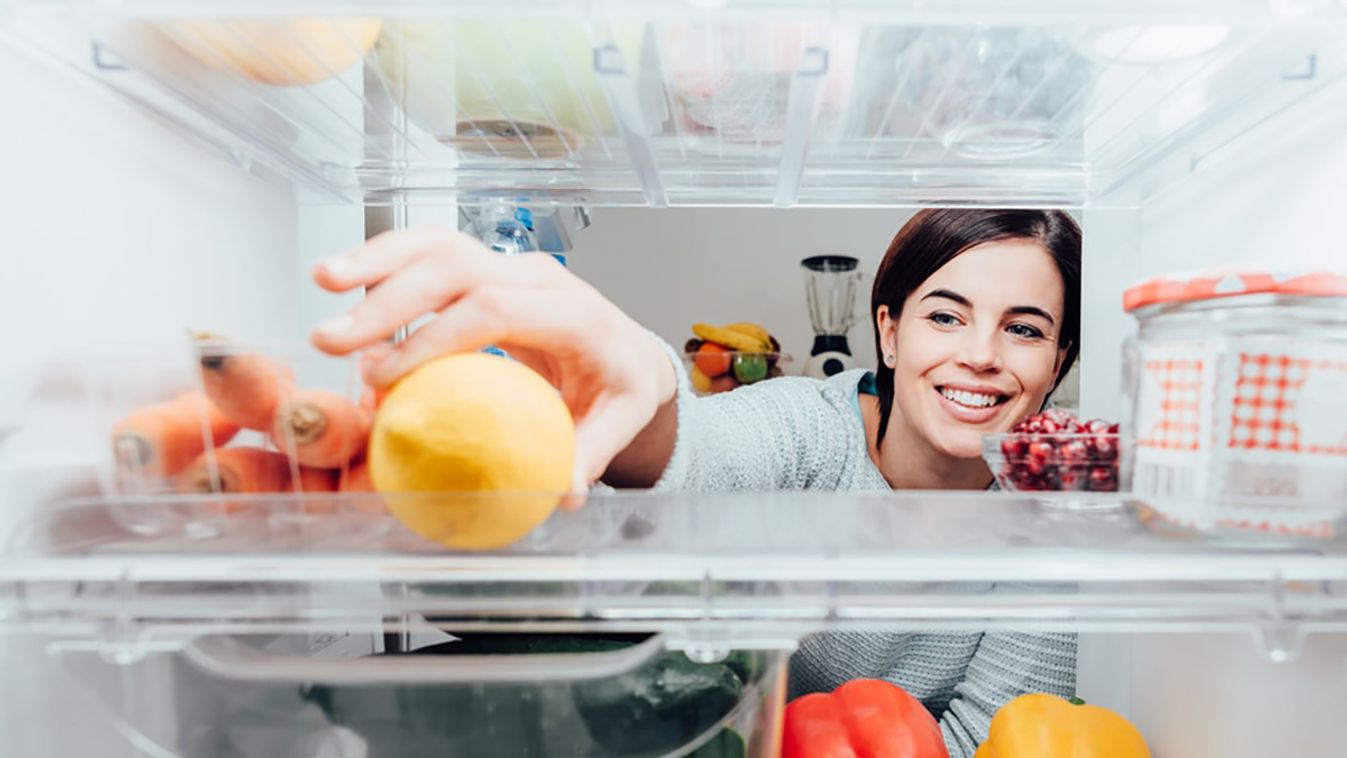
[685,322,785,394]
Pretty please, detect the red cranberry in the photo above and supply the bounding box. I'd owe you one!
[1059,439,1090,464]
[1089,436,1117,462]
[1028,440,1056,463]
[1001,437,1028,458]
[1043,408,1074,426]
[1057,467,1088,491]
[1087,466,1117,492]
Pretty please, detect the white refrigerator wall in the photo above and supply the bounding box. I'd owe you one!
[0,36,313,757]
[1080,81,1347,757]
[0,43,310,429]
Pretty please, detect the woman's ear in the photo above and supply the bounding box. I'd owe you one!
[876,304,899,366]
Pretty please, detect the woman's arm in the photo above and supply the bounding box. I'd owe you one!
[311,225,836,494]
[624,339,850,491]
[939,631,1078,758]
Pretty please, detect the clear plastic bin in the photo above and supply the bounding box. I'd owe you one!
[47,630,787,758]
[12,5,1340,206]
[24,337,371,540]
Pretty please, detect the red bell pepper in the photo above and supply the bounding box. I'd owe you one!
[783,678,949,758]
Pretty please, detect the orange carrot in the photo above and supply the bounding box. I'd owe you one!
[294,465,338,493]
[192,331,295,431]
[338,458,386,515]
[294,465,339,514]
[179,447,344,515]
[179,447,292,497]
[271,388,371,468]
[112,392,239,478]
[339,459,374,492]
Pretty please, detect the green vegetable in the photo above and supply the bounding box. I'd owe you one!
[689,728,748,758]
[573,642,743,755]
[303,633,750,757]
[732,354,769,384]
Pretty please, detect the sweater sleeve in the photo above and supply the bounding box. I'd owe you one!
[939,631,1078,757]
[650,336,852,492]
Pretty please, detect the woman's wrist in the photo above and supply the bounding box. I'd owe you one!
[645,330,680,408]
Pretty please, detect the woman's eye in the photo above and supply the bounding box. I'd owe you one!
[1007,323,1045,339]
[928,312,961,326]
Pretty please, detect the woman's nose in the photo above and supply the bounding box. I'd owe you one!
[957,328,1002,372]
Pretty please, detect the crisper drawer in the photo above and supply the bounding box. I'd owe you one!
[45,631,787,758]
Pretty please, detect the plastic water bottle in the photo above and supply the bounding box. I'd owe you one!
[473,205,550,358]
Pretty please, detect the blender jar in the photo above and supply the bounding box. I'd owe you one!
[802,255,861,379]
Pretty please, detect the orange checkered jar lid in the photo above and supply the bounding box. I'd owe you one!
[1123,270,1347,313]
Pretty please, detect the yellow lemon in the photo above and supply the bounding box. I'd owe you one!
[369,353,574,550]
[162,18,382,86]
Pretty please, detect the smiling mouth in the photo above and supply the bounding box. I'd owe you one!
[936,386,1010,410]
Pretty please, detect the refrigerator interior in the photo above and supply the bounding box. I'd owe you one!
[2,2,1347,756]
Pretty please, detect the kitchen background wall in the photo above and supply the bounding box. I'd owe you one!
[570,207,906,373]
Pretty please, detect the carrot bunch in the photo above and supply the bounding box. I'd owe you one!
[108,332,383,513]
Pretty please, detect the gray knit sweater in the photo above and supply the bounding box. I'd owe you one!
[652,359,1076,758]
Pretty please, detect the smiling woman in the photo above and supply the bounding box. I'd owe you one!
[869,210,1081,490]
[310,208,1083,758]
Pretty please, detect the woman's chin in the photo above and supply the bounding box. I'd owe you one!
[934,430,988,461]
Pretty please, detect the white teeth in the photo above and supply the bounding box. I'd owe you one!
[940,388,1000,408]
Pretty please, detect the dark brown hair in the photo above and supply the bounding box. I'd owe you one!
[872,209,1081,444]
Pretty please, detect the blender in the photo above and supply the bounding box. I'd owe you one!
[801,255,861,379]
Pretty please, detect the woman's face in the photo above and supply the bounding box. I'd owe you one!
[877,239,1067,460]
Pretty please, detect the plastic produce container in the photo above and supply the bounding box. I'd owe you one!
[982,431,1124,493]
[46,631,786,758]
[1123,270,1347,538]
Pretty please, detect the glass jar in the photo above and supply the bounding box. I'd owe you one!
[1122,271,1347,539]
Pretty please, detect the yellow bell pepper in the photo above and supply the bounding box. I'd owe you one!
[973,694,1150,758]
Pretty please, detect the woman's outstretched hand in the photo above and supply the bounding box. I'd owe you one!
[310,226,677,497]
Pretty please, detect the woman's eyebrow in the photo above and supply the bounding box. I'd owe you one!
[921,289,1057,326]
[920,288,971,307]
[1007,305,1056,325]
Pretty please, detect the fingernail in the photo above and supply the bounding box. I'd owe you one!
[316,313,354,336]
[321,257,351,277]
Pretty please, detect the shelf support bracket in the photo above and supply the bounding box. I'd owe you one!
[774,47,829,209]
[1281,54,1317,81]
[90,41,127,71]
[594,44,668,208]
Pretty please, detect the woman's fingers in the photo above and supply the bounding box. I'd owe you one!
[313,255,481,355]
[312,226,462,293]
[362,290,511,387]
[313,244,563,356]
[357,343,393,388]
[363,282,599,387]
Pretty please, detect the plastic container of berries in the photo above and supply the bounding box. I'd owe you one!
[983,409,1128,508]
